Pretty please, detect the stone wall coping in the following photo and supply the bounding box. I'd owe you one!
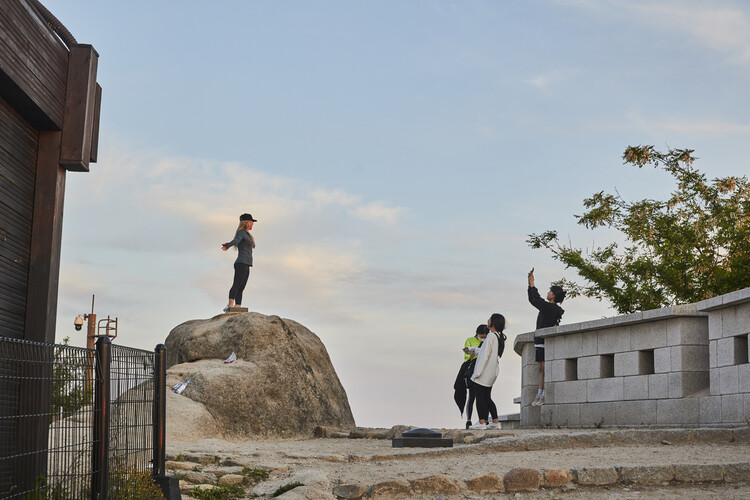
[695,286,750,311]
[512,303,706,356]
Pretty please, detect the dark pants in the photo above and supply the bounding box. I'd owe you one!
[475,383,498,422]
[229,263,250,304]
[465,381,477,421]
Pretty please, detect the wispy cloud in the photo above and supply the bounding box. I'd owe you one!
[658,120,750,134]
[560,0,750,66]
[523,69,580,91]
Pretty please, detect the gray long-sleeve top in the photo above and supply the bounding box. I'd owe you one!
[224,230,254,266]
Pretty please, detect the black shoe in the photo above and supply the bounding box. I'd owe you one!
[465,421,471,429]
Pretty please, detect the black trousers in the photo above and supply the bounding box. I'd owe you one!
[228,263,250,304]
[465,381,477,421]
[474,383,498,422]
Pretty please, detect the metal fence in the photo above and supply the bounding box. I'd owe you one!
[0,336,167,499]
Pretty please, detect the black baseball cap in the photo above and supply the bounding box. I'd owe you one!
[239,213,257,221]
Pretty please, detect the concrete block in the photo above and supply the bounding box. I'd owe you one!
[722,303,750,337]
[521,385,538,407]
[699,395,722,425]
[547,359,565,383]
[542,338,555,360]
[745,394,750,421]
[648,374,669,399]
[543,470,574,487]
[654,347,671,374]
[504,468,542,492]
[597,327,631,354]
[708,312,723,341]
[579,402,616,427]
[555,322,581,336]
[616,400,657,426]
[544,383,555,404]
[536,404,580,428]
[554,380,588,404]
[588,378,623,402]
[630,320,667,350]
[580,317,615,332]
[614,352,640,377]
[722,287,750,306]
[669,371,709,398]
[555,334,583,359]
[657,398,701,425]
[521,405,540,427]
[613,311,643,325]
[693,428,735,443]
[710,369,720,396]
[697,295,724,312]
[724,463,750,482]
[719,365,740,394]
[672,345,709,372]
[667,317,708,346]
[523,363,540,386]
[717,337,736,367]
[582,331,598,356]
[617,464,674,484]
[674,464,724,483]
[623,375,649,400]
[577,356,602,380]
[539,405,552,426]
[521,344,537,366]
[574,467,618,485]
[721,394,745,423]
[569,430,612,448]
[709,340,717,369]
[739,364,750,393]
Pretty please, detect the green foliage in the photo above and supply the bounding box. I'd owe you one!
[272,482,303,497]
[528,145,750,314]
[108,469,165,500]
[243,468,269,481]
[191,484,244,500]
[27,475,72,500]
[51,337,93,422]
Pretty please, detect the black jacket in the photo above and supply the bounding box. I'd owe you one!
[528,286,564,343]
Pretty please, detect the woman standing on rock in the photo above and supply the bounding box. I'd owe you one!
[469,313,506,430]
[221,213,257,313]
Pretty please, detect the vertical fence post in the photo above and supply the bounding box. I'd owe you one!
[153,344,166,478]
[92,336,111,500]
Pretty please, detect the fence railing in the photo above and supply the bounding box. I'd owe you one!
[0,336,167,499]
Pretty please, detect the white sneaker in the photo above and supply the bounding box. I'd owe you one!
[487,421,500,429]
[469,422,487,430]
[532,395,545,406]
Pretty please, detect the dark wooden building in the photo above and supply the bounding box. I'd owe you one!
[1,0,102,495]
[1,0,101,342]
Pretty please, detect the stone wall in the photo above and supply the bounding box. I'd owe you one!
[513,287,750,428]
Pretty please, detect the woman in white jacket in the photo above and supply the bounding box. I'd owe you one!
[470,313,506,429]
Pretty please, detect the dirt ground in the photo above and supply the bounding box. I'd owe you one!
[168,427,750,499]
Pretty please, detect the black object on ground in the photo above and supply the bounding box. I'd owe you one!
[392,428,453,448]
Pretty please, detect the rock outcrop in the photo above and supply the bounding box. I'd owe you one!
[165,312,355,439]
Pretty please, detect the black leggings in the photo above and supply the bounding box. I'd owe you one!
[474,383,498,422]
[465,382,477,421]
[228,263,250,305]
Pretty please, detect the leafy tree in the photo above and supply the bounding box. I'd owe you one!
[527,145,750,314]
[51,337,93,421]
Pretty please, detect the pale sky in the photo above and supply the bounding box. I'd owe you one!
[47,0,750,429]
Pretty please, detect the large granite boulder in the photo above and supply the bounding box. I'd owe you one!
[165,312,355,438]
